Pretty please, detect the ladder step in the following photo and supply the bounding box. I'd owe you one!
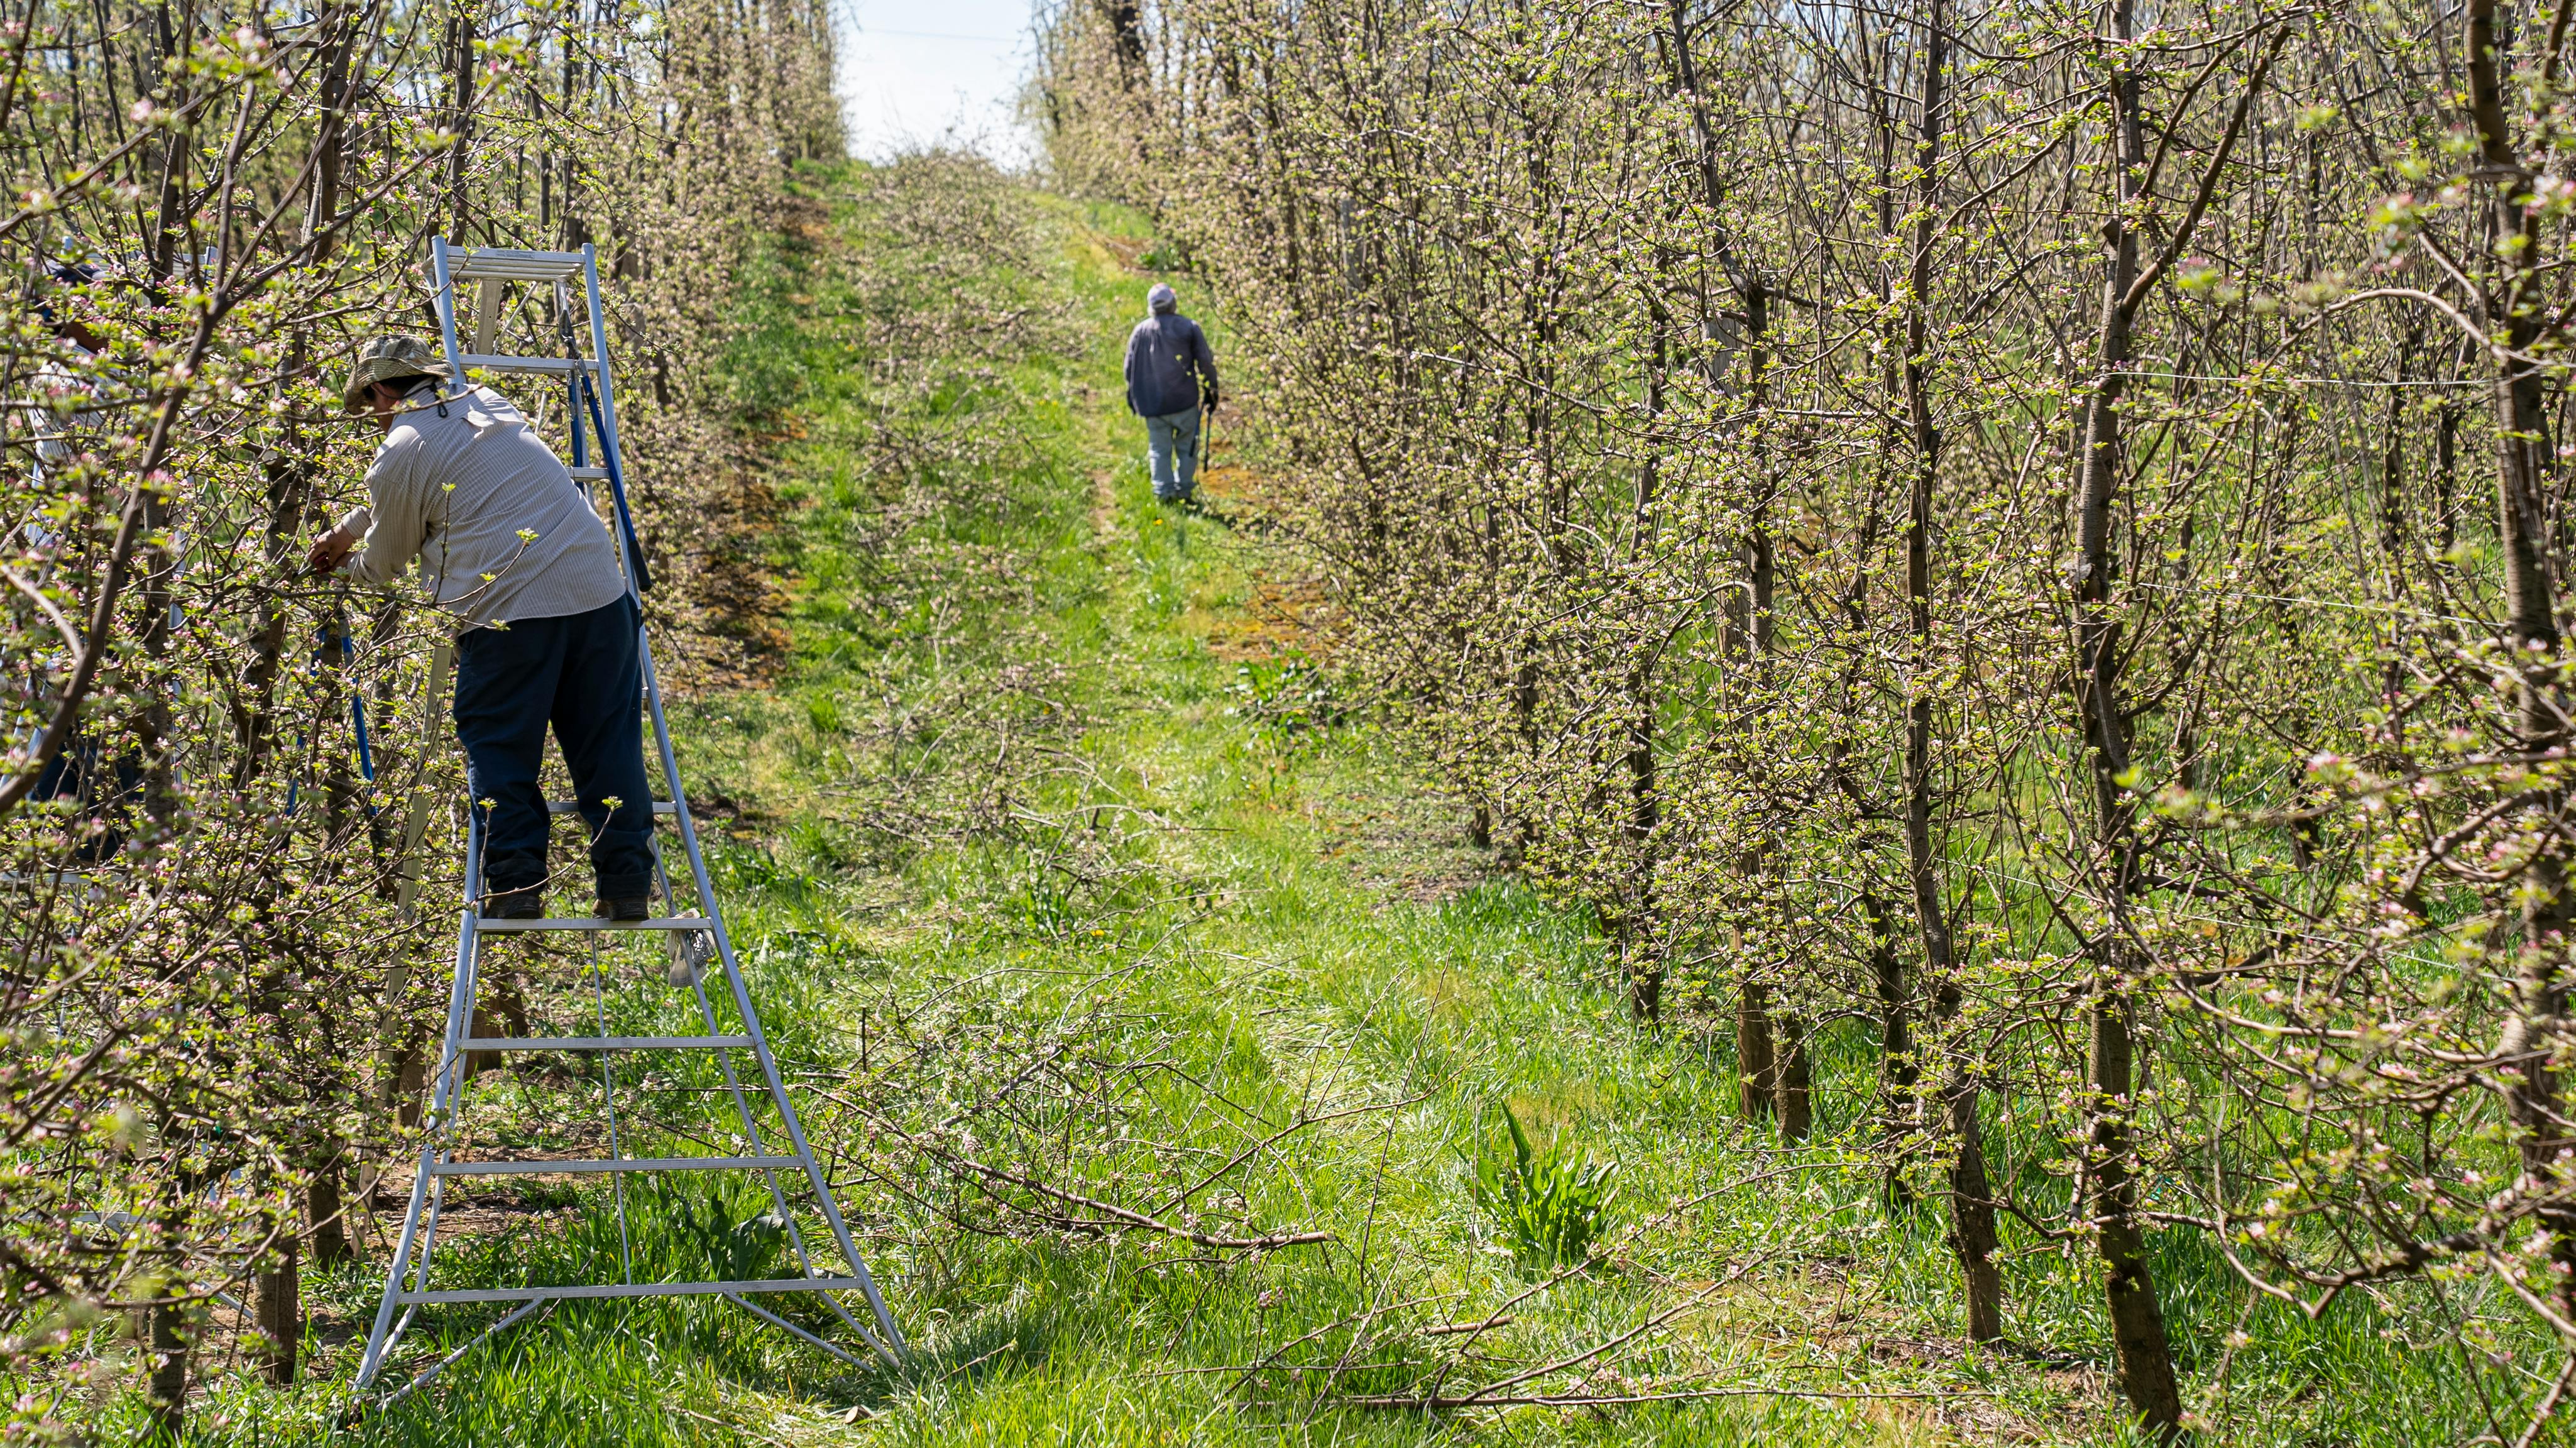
[568,466,608,481]
[398,1276,874,1306]
[432,1155,801,1177]
[475,916,711,933]
[461,1034,751,1051]
[447,247,588,282]
[545,800,677,814]
[457,352,595,377]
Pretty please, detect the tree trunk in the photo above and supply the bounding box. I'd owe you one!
[146,2,187,284]
[443,0,480,238]
[309,1166,352,1269]
[1945,1079,2003,1342]
[2435,398,2460,554]
[1894,0,2000,1346]
[1666,0,1786,1119]
[2065,0,2194,1427]
[254,1233,299,1385]
[1623,304,1668,1026]
[1104,0,1145,81]
[2464,0,2576,1333]
[1738,976,1777,1120]
[2086,987,2179,1429]
[145,1297,190,1439]
[1861,891,1916,1207]
[1773,1014,1811,1141]
[396,1038,428,1129]
[305,0,354,253]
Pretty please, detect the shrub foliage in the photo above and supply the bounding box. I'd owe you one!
[1039,0,2576,1435]
[0,0,835,1434]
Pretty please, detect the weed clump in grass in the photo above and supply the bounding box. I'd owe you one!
[1471,1104,1618,1274]
[1225,650,1345,743]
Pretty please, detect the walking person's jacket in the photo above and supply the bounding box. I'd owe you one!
[1124,304,1220,419]
[336,381,627,630]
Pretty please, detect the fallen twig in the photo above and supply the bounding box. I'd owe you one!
[815,1094,1332,1252]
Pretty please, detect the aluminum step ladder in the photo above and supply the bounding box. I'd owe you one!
[352,241,904,1405]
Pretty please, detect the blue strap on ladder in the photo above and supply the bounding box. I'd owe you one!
[351,674,376,785]
[284,626,375,814]
[576,366,652,596]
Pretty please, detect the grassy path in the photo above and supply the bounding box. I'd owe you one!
[625,161,2036,1448]
[195,158,2350,1447]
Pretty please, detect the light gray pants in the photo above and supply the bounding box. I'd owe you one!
[1144,405,1202,502]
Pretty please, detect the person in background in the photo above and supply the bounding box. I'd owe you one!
[1122,282,1220,506]
[308,334,657,921]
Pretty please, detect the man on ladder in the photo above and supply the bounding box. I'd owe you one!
[336,250,904,1405]
[308,334,656,921]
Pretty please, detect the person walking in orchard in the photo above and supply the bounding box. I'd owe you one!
[1124,282,1220,505]
[308,335,657,921]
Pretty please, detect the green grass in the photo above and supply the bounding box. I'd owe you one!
[118,155,2518,1447]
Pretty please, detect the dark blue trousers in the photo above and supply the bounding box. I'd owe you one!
[32,733,140,863]
[451,595,655,901]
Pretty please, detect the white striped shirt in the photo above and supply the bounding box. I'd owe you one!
[336,383,627,630]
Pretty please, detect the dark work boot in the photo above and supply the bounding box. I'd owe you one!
[594,894,651,923]
[482,886,544,919]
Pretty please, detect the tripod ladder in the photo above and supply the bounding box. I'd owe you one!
[351,240,904,1404]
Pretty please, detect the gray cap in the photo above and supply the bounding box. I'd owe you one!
[343,334,450,409]
[1147,283,1176,314]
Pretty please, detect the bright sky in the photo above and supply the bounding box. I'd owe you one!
[836,1,1041,167]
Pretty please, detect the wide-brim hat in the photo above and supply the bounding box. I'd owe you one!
[343,334,451,409]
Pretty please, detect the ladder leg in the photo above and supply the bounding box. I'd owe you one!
[639,760,815,1271]
[682,970,823,1276]
[358,815,487,1391]
[402,840,486,1334]
[392,1172,452,1363]
[354,1140,436,1391]
[638,634,906,1359]
[378,1295,552,1410]
[657,869,879,1351]
[471,276,503,356]
[590,931,635,1283]
[430,239,466,402]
